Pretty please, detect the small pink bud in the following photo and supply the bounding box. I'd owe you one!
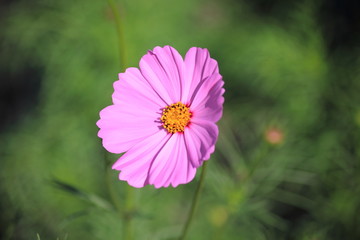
[265,127,284,145]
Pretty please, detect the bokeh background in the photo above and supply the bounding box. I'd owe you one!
[1,0,360,239]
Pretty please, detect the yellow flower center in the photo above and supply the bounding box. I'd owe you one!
[161,102,192,134]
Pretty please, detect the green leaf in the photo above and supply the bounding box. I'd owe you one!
[51,179,114,211]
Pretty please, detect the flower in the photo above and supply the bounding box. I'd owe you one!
[97,46,224,188]
[265,127,284,145]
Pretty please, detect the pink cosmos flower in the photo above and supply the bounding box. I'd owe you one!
[97,46,224,188]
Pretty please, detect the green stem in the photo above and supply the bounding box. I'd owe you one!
[179,161,209,240]
[107,0,127,71]
[104,155,133,240]
[105,161,122,217]
[123,184,134,240]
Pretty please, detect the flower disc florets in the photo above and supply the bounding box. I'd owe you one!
[161,102,191,134]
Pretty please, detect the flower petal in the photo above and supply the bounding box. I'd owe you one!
[112,67,164,109]
[191,75,224,123]
[169,133,197,187]
[139,46,184,105]
[147,133,196,188]
[147,134,179,188]
[113,130,171,188]
[184,120,219,167]
[181,47,220,104]
[97,104,159,154]
[98,67,165,154]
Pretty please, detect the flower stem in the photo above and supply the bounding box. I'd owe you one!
[107,0,127,72]
[123,184,134,240]
[105,163,122,217]
[179,161,209,240]
[105,155,134,240]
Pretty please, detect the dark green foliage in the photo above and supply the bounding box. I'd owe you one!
[0,0,359,239]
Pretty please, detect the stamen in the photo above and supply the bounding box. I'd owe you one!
[161,102,191,134]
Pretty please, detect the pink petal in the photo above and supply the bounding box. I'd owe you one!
[181,47,220,104]
[112,67,164,109]
[148,135,179,188]
[191,75,225,123]
[184,120,219,167]
[113,130,198,188]
[97,67,165,154]
[114,130,171,188]
[97,104,159,154]
[139,46,184,105]
[169,133,197,187]
[148,134,196,188]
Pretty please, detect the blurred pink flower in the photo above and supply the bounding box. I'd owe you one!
[97,46,224,188]
[265,127,284,145]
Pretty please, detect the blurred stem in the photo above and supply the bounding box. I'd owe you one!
[105,165,122,216]
[104,155,134,240]
[105,1,133,240]
[179,161,209,240]
[123,184,135,240]
[107,0,127,71]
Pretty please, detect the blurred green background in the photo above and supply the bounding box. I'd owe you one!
[1,0,360,239]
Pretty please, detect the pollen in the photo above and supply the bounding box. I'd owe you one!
[161,102,192,134]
